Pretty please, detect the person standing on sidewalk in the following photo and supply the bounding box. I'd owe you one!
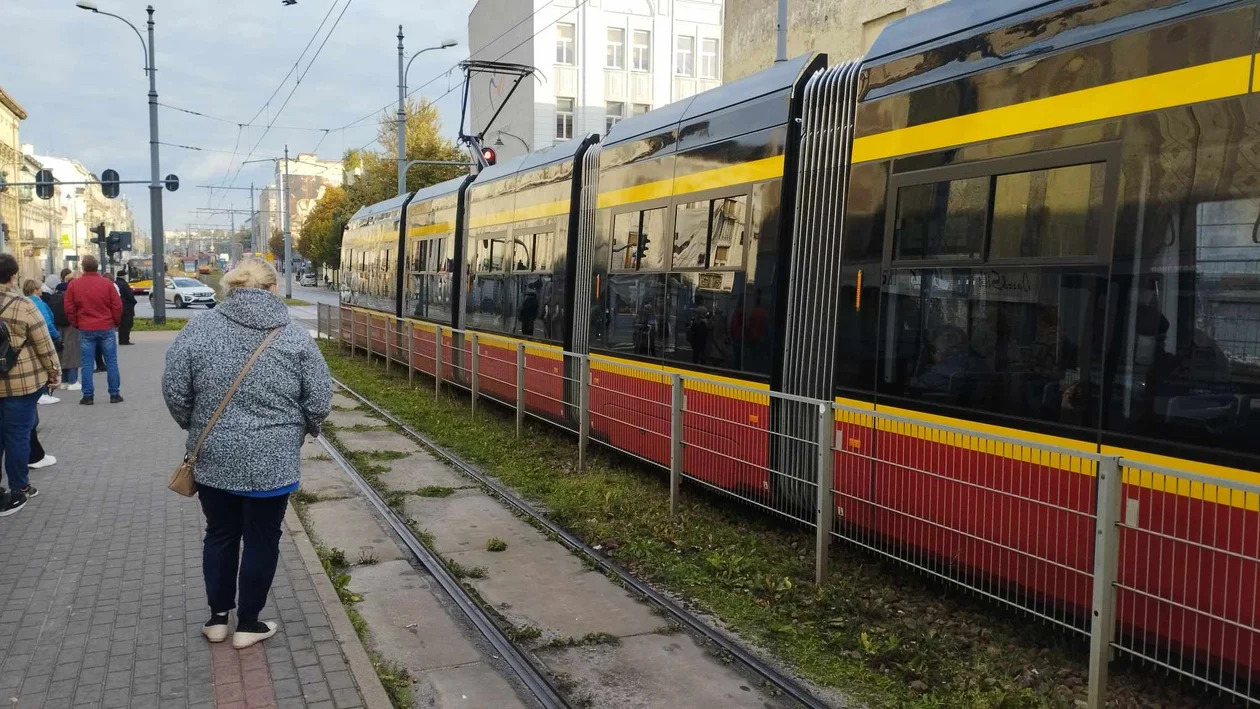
[115,270,137,346]
[162,258,331,649]
[64,255,123,405]
[24,280,60,406]
[46,273,81,392]
[0,255,60,515]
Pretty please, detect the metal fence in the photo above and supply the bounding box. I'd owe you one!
[316,303,1260,708]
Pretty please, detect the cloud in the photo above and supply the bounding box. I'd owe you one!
[1,0,474,238]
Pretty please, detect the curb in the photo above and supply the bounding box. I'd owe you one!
[284,507,395,709]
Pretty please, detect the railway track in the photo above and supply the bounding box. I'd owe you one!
[328,376,832,709]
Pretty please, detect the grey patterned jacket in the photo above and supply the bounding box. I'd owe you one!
[162,288,331,493]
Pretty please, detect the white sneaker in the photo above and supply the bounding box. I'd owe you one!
[38,394,59,405]
[67,382,82,391]
[28,455,56,470]
[231,621,278,649]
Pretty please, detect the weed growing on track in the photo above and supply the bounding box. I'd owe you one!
[486,537,508,552]
[445,558,488,579]
[415,485,455,498]
[321,343,1208,709]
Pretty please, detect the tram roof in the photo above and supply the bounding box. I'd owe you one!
[601,52,818,149]
[472,135,592,186]
[409,175,468,206]
[865,0,1062,62]
[347,192,412,225]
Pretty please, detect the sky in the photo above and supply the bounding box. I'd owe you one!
[0,0,476,238]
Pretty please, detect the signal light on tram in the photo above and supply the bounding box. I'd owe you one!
[481,147,496,166]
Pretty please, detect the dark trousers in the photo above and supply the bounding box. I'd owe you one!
[198,485,290,624]
[0,391,39,492]
[119,311,134,344]
[28,411,43,464]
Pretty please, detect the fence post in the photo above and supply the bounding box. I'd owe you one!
[434,326,443,395]
[815,402,835,585]
[578,355,590,471]
[316,304,323,339]
[349,311,357,357]
[515,343,526,437]
[1087,456,1123,709]
[385,319,393,373]
[406,321,414,387]
[670,374,684,517]
[470,333,480,415]
[339,307,346,354]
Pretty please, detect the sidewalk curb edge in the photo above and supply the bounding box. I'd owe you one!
[284,506,395,709]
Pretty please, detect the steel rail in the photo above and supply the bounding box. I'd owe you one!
[316,435,571,709]
[329,377,833,709]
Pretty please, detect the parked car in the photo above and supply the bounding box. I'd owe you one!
[153,276,217,309]
[299,272,318,287]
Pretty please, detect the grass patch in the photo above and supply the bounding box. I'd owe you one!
[415,486,456,498]
[320,342,1215,709]
[445,558,487,579]
[365,450,410,462]
[507,624,542,642]
[131,317,187,331]
[486,537,508,552]
[540,631,620,649]
[292,489,343,505]
[284,297,312,306]
[308,453,333,462]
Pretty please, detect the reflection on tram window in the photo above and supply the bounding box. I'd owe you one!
[878,267,1103,428]
[612,212,638,270]
[604,273,667,356]
[709,196,747,268]
[673,200,709,269]
[895,177,987,260]
[611,208,667,271]
[512,236,532,271]
[991,163,1104,259]
[666,271,744,369]
[639,208,667,271]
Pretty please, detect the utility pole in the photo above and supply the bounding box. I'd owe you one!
[283,145,292,299]
[775,0,788,63]
[249,183,256,254]
[397,25,406,196]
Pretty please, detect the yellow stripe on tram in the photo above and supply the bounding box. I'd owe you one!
[596,155,785,211]
[852,54,1254,164]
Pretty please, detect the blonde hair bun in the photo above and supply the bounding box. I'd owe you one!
[222,258,279,295]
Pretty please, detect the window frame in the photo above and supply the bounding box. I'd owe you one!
[609,200,672,273]
[605,101,624,133]
[699,38,719,79]
[556,22,576,65]
[606,27,626,69]
[669,188,751,272]
[883,142,1122,271]
[675,35,695,77]
[631,29,652,71]
[555,97,575,140]
[632,102,651,116]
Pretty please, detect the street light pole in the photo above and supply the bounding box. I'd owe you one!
[397,32,458,196]
[283,145,292,299]
[77,1,165,322]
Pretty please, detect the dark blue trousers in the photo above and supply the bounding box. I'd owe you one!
[198,485,290,624]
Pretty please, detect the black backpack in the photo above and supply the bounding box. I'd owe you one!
[43,291,68,328]
[0,296,24,374]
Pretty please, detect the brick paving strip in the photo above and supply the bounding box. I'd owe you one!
[0,330,383,709]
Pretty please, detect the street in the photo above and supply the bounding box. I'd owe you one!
[135,280,339,321]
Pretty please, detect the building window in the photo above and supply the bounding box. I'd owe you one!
[632,30,652,71]
[556,97,574,140]
[606,102,624,133]
[606,28,625,69]
[700,38,719,79]
[556,23,575,65]
[675,35,695,76]
[632,103,651,116]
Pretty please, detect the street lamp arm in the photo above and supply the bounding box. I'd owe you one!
[405,42,458,81]
[94,10,150,72]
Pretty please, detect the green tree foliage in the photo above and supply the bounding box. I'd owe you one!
[299,98,467,268]
[269,229,285,261]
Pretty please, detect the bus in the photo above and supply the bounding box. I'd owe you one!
[124,257,155,296]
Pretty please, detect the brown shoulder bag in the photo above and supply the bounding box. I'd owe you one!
[168,327,284,497]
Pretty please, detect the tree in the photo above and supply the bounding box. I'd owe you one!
[300,98,467,269]
[269,229,285,262]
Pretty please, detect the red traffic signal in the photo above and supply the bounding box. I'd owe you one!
[481,147,496,166]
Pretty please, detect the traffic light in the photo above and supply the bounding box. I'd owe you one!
[89,223,106,245]
[101,169,120,199]
[108,231,132,254]
[35,169,54,200]
[481,147,496,166]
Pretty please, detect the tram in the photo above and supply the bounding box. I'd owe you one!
[341,0,1260,686]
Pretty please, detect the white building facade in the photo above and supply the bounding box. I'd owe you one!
[469,0,724,161]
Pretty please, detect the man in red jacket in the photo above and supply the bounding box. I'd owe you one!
[65,255,123,405]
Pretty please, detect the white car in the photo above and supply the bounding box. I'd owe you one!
[299,272,318,287]
[155,277,217,309]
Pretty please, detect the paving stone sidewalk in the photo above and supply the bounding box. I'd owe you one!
[0,330,370,709]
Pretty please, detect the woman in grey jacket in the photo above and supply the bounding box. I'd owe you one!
[162,258,331,649]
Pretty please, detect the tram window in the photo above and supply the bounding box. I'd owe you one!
[612,212,638,271]
[877,267,1103,428]
[639,208,667,271]
[534,233,554,272]
[991,163,1104,259]
[490,240,506,272]
[709,196,747,269]
[894,177,987,260]
[673,199,709,269]
[417,241,430,272]
[512,236,532,271]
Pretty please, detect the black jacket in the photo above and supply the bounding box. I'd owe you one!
[115,277,137,312]
[42,291,69,328]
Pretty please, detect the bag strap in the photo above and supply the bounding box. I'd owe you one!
[186,326,284,462]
